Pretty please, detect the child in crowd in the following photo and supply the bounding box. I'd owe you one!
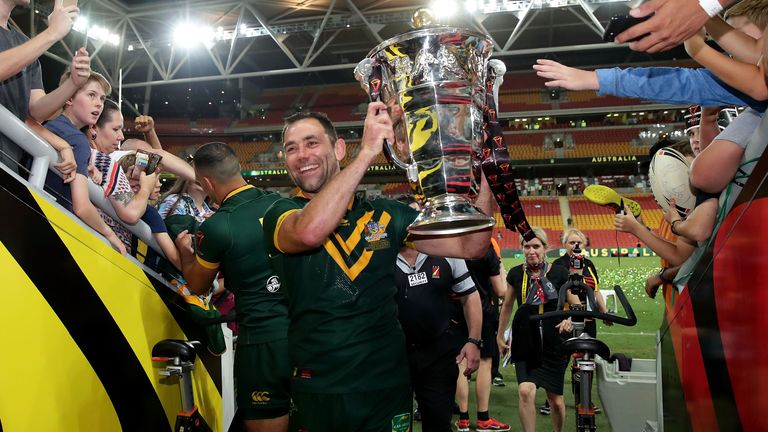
[157,177,213,221]
[533,0,768,110]
[685,2,768,193]
[44,71,125,254]
[641,139,696,298]
[614,106,723,263]
[684,25,767,102]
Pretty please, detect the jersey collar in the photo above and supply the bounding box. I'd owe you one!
[222,184,253,203]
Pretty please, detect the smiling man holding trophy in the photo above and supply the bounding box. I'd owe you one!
[262,9,533,432]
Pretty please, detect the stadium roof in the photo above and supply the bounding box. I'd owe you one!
[15,0,688,115]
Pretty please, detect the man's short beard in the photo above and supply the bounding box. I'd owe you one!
[290,174,324,195]
[287,153,339,194]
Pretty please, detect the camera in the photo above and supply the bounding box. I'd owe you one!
[569,242,584,277]
[568,243,591,305]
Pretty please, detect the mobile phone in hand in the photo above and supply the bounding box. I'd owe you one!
[134,150,162,175]
[134,151,149,171]
[603,14,653,42]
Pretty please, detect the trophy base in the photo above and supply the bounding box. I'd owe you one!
[409,195,495,236]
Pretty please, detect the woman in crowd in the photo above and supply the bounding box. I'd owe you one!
[87,100,194,269]
[497,227,578,432]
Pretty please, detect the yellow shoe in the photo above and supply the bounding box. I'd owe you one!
[583,185,642,218]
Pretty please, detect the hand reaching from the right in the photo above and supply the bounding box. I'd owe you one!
[533,59,600,91]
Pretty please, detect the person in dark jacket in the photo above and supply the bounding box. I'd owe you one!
[498,227,578,432]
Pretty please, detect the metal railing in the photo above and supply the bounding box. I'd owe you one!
[0,104,163,256]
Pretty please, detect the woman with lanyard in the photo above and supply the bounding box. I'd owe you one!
[497,227,578,432]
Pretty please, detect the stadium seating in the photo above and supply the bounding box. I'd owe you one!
[229,140,276,170]
[559,91,645,109]
[581,229,641,249]
[568,194,661,247]
[499,90,552,112]
[257,88,297,111]
[125,117,193,134]
[235,111,286,127]
[313,84,367,122]
[194,117,231,132]
[381,182,412,196]
[518,197,563,244]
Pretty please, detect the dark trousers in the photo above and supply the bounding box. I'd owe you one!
[408,346,459,432]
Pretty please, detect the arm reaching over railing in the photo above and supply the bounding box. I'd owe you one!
[0,104,163,258]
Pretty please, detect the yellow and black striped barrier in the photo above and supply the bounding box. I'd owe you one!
[0,167,223,431]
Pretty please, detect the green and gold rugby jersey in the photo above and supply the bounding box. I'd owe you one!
[196,185,288,344]
[263,194,418,393]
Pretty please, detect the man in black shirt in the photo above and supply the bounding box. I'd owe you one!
[456,240,511,432]
[394,226,481,432]
[1,0,87,174]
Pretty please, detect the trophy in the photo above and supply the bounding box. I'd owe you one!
[354,10,496,235]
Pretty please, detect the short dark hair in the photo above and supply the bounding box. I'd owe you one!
[193,142,241,182]
[282,111,338,145]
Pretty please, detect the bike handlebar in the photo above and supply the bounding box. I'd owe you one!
[530,284,637,327]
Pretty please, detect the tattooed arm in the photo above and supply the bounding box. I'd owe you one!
[109,171,158,224]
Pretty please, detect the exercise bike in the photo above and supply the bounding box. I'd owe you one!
[531,257,637,432]
[152,339,214,432]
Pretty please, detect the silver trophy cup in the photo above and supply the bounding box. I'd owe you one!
[355,26,496,235]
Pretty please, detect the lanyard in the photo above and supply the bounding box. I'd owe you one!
[521,266,547,314]
[586,265,599,290]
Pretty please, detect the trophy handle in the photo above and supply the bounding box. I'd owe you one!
[385,144,419,182]
[487,59,506,115]
[355,58,419,182]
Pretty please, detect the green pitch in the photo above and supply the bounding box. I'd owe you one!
[413,256,664,432]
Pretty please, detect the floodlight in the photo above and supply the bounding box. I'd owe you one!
[173,23,196,48]
[173,23,215,49]
[88,25,108,42]
[431,0,458,18]
[73,16,88,32]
